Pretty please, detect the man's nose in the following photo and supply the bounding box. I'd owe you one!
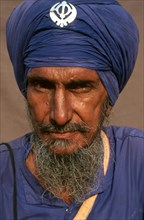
[50,88,73,126]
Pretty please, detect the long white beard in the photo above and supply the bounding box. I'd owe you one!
[30,132,104,204]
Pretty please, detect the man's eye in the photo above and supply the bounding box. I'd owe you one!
[34,83,46,90]
[32,82,54,91]
[68,84,93,92]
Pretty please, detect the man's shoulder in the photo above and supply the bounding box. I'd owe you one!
[0,133,32,154]
[106,126,144,162]
[106,125,144,141]
[105,125,144,154]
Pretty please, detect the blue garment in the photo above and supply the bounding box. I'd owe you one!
[0,126,144,220]
[6,0,139,105]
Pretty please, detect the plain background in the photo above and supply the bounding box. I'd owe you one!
[0,0,144,142]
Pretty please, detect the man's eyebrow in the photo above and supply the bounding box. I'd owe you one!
[27,75,54,84]
[65,79,100,87]
[67,79,99,83]
[27,75,100,87]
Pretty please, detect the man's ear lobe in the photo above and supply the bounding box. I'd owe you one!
[106,105,112,117]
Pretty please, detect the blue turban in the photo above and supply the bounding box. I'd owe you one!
[6,0,139,105]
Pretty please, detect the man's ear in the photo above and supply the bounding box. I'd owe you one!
[106,104,112,117]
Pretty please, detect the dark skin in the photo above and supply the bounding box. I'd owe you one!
[26,66,111,203]
[26,67,110,154]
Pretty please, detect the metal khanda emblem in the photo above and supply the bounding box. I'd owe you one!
[49,1,77,28]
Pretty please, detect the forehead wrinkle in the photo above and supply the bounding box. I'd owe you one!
[28,75,101,90]
[28,67,99,84]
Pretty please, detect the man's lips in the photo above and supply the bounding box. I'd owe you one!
[47,131,77,139]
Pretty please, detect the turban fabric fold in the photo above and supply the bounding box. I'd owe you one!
[6,0,139,105]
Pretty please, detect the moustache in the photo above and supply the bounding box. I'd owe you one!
[38,122,89,133]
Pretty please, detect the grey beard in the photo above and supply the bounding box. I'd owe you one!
[30,132,104,204]
[27,97,110,203]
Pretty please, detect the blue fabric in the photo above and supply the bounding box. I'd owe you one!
[0,126,144,219]
[6,0,139,105]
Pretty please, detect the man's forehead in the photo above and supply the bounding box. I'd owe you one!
[28,66,100,82]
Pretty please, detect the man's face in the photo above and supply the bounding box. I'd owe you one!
[27,67,108,155]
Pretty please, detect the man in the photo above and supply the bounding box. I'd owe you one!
[0,0,143,220]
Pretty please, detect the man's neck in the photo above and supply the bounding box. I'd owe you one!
[26,151,73,204]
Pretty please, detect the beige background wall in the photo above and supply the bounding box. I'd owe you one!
[0,0,143,142]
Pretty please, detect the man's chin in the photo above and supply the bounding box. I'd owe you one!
[48,143,82,155]
[42,138,83,155]
[36,132,90,155]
